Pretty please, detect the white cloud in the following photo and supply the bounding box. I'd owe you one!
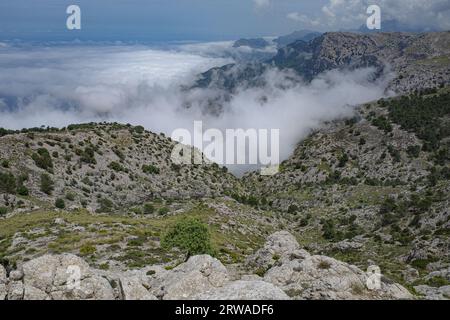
[289,0,450,31]
[0,43,391,174]
[287,12,321,26]
[253,0,270,9]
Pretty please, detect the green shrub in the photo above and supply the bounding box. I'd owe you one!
[0,206,8,216]
[158,207,170,215]
[371,116,392,133]
[161,218,214,256]
[17,185,29,196]
[426,276,450,288]
[338,153,349,167]
[79,244,96,256]
[142,164,160,175]
[379,197,397,215]
[133,126,145,134]
[246,196,258,206]
[40,173,54,195]
[387,145,401,163]
[99,262,110,270]
[410,258,435,270]
[143,203,155,214]
[406,145,421,158]
[1,159,9,168]
[112,148,125,161]
[65,192,76,201]
[76,146,97,164]
[0,171,16,194]
[322,220,336,240]
[97,197,114,213]
[32,148,53,172]
[388,91,450,152]
[55,198,65,209]
[287,204,299,214]
[108,161,126,172]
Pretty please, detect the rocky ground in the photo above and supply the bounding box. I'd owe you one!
[0,232,413,300]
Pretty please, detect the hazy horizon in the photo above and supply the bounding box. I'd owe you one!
[0,0,449,42]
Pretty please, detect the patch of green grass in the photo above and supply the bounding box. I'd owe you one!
[79,244,96,256]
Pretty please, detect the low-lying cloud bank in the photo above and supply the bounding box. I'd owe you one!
[0,42,392,173]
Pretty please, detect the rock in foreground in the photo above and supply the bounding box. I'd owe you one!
[1,232,413,300]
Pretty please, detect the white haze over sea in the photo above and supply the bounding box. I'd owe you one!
[0,41,392,173]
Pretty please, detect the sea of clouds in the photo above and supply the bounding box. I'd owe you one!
[0,41,392,173]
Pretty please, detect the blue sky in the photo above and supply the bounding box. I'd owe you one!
[0,0,449,41]
[0,0,326,41]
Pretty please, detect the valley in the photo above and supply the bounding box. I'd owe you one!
[0,31,449,300]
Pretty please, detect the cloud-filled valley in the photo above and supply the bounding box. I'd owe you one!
[0,41,393,172]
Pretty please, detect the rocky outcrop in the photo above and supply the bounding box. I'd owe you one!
[150,255,229,300]
[414,285,450,300]
[119,276,157,300]
[0,232,415,300]
[193,280,289,300]
[247,232,413,300]
[20,254,114,300]
[0,252,289,300]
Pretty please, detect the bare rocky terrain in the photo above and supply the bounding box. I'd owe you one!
[0,232,413,300]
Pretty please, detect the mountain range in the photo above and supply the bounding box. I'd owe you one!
[0,31,449,300]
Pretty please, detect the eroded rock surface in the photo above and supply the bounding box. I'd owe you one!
[0,232,416,300]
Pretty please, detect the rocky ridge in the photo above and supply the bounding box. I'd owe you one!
[195,31,450,94]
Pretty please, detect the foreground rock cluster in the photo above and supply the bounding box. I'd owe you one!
[0,232,412,300]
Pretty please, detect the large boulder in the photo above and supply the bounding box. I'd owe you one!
[150,255,229,300]
[251,232,413,300]
[21,254,114,300]
[119,276,157,300]
[193,280,290,300]
[22,255,61,293]
[247,231,301,270]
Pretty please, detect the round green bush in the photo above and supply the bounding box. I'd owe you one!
[17,185,29,196]
[55,198,65,209]
[161,218,214,256]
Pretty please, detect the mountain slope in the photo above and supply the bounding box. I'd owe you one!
[0,123,242,213]
[0,89,448,299]
[194,31,450,94]
[242,87,450,294]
